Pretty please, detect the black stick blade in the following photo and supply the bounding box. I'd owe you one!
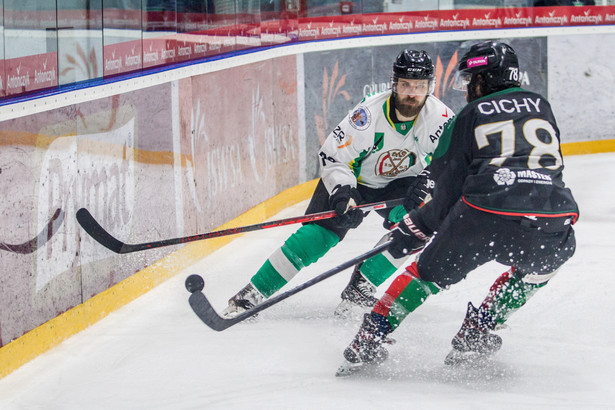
[187,241,392,332]
[0,208,64,254]
[188,291,240,331]
[76,208,125,253]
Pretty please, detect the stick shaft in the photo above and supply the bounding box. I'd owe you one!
[77,198,404,254]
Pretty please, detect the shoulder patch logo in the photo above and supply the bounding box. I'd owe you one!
[349,107,371,130]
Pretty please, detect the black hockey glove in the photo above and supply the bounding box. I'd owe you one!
[388,213,431,259]
[329,184,364,229]
[403,170,433,212]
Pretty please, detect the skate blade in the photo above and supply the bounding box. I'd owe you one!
[335,361,364,377]
[221,308,259,321]
[333,300,369,321]
[444,349,491,367]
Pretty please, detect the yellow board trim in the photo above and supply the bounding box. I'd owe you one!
[561,139,615,156]
[0,179,318,379]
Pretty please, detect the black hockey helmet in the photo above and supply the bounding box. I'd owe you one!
[454,41,520,100]
[392,49,435,94]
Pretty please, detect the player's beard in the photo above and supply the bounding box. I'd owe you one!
[394,93,426,118]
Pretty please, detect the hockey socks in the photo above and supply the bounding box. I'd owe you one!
[357,206,411,287]
[359,251,405,287]
[251,224,340,298]
[372,262,439,330]
[480,267,548,326]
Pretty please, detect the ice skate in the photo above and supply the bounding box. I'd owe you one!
[334,264,379,319]
[336,312,393,377]
[221,283,265,319]
[444,302,502,366]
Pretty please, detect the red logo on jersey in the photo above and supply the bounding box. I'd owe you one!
[376,149,416,177]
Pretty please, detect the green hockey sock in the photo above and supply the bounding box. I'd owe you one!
[482,270,547,326]
[358,206,407,287]
[359,253,399,287]
[251,224,339,298]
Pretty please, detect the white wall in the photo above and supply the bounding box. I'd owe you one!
[549,34,615,143]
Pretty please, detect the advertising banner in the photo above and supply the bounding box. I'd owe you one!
[361,11,438,36]
[142,36,177,69]
[296,6,615,41]
[260,17,298,46]
[235,15,262,52]
[103,39,143,77]
[297,15,363,41]
[4,52,58,96]
[175,34,209,63]
[533,5,606,27]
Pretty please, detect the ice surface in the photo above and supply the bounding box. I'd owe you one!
[1,153,614,410]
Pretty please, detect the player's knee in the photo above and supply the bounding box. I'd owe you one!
[411,260,448,289]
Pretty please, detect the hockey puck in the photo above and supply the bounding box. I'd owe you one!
[185,274,205,293]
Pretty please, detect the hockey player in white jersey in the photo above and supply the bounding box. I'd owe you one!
[222,49,454,318]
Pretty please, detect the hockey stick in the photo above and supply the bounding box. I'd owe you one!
[76,198,403,254]
[186,240,392,331]
[0,208,64,254]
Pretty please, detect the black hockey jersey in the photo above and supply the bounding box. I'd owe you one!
[412,87,579,235]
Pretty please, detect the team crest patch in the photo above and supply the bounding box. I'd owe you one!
[375,149,416,177]
[349,107,371,130]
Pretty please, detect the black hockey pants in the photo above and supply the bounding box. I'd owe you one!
[417,200,576,288]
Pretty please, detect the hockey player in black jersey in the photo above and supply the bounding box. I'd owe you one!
[337,40,579,375]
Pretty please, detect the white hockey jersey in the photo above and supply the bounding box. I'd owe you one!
[319,91,454,193]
